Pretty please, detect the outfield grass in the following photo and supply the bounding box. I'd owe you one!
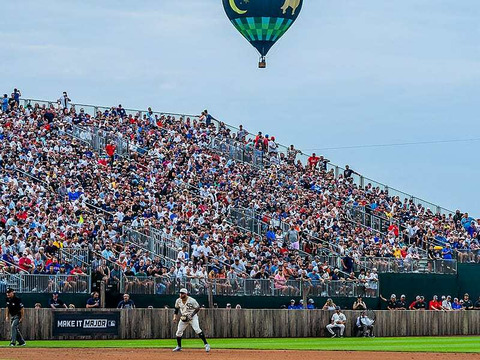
[3,337,479,353]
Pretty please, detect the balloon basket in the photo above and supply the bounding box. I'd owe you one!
[258,56,266,68]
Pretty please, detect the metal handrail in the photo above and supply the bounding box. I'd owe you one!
[124,239,176,269]
[18,273,91,294]
[345,204,428,257]
[356,256,457,274]
[120,276,378,298]
[58,248,91,272]
[0,260,29,274]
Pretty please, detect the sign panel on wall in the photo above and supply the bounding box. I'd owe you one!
[53,311,120,336]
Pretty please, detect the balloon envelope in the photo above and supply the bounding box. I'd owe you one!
[222,0,303,57]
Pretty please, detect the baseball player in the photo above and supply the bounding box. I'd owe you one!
[172,288,210,352]
[326,306,346,338]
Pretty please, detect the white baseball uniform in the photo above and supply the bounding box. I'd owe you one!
[326,312,347,335]
[175,296,202,337]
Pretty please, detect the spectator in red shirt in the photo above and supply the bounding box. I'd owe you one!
[254,132,265,149]
[18,253,33,272]
[69,265,87,292]
[105,143,116,168]
[409,295,420,310]
[308,153,320,170]
[388,223,399,237]
[428,295,442,310]
[70,265,85,276]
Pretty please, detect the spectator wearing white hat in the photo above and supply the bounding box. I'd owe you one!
[307,299,315,309]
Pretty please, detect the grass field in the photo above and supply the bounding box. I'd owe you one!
[3,337,478,353]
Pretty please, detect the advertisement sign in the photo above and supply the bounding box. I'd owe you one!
[53,312,120,336]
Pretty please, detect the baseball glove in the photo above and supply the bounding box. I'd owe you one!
[180,315,191,322]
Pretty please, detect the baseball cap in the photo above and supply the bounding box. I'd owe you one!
[335,306,341,310]
[53,291,59,295]
[6,288,14,293]
[179,288,188,294]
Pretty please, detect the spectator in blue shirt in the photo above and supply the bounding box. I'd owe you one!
[341,253,355,274]
[117,293,135,309]
[442,243,453,260]
[451,298,463,310]
[102,245,114,260]
[266,227,276,245]
[86,292,100,308]
[13,88,21,105]
[1,94,7,112]
[288,299,297,309]
[461,213,474,231]
[307,299,315,309]
[200,109,216,127]
[68,187,83,201]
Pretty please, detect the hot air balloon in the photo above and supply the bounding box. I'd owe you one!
[222,0,303,68]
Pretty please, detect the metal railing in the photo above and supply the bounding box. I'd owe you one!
[451,250,479,264]
[346,204,400,235]
[355,257,457,274]
[122,226,188,267]
[149,227,190,262]
[70,124,148,158]
[345,205,427,257]
[58,248,90,268]
[227,206,343,256]
[124,239,176,271]
[0,273,23,292]
[208,136,266,169]
[0,274,91,293]
[121,277,378,298]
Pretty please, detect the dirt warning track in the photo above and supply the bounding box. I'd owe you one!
[0,348,479,360]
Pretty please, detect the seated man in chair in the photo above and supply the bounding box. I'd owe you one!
[355,311,375,337]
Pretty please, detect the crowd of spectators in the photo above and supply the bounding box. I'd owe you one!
[0,89,478,296]
[282,293,480,311]
[380,292,480,311]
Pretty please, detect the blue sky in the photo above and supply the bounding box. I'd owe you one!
[2,0,479,214]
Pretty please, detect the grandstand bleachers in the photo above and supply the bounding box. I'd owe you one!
[1,93,478,298]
